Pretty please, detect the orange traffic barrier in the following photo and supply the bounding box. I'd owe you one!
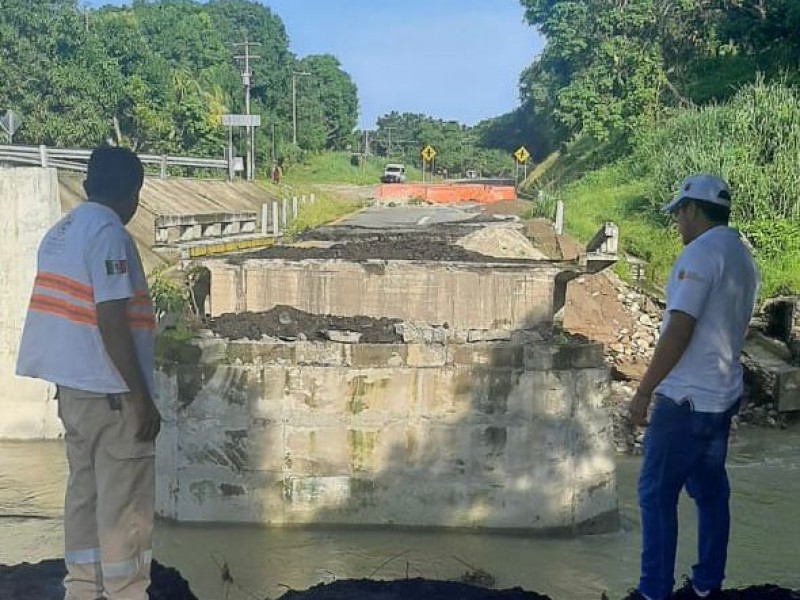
[376,184,516,204]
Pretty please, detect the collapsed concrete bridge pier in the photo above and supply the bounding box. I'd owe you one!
[155,210,622,534]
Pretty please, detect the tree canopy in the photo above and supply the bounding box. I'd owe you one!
[477,0,800,160]
[0,0,360,165]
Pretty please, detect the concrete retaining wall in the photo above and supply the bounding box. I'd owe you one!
[154,337,618,533]
[0,168,62,438]
[205,259,569,330]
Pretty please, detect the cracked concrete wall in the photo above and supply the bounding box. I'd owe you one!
[0,168,62,439]
[205,259,562,330]
[154,338,618,533]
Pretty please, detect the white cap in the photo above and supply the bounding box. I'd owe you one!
[662,174,732,213]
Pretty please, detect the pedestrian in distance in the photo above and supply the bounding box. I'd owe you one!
[16,146,160,600]
[622,174,759,600]
[271,160,282,185]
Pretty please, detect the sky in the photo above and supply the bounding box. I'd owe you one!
[88,1,544,130]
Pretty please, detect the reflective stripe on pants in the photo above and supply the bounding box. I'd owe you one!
[59,386,155,600]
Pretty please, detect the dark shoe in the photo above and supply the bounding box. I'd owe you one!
[620,589,650,600]
[671,577,723,600]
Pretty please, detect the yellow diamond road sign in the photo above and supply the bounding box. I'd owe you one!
[421,145,436,162]
[514,146,530,164]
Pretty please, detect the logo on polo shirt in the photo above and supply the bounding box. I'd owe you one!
[105,260,128,275]
[678,269,705,283]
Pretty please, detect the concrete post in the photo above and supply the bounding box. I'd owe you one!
[301,194,307,205]
[39,145,48,168]
[160,155,168,180]
[272,201,279,236]
[310,193,316,205]
[282,198,288,228]
[292,196,298,220]
[555,201,565,236]
[0,168,62,438]
[261,203,269,236]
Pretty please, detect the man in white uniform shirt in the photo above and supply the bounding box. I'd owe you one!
[17,147,160,600]
[623,174,759,600]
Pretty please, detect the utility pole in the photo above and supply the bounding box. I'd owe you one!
[233,37,261,180]
[292,71,311,146]
[384,126,396,157]
[271,122,276,162]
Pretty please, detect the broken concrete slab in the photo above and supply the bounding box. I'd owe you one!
[742,331,800,412]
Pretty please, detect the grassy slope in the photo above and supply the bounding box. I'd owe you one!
[523,159,681,293]
[523,145,800,299]
[282,152,424,186]
[521,77,800,300]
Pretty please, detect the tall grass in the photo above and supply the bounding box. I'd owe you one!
[633,80,800,223]
[282,192,363,240]
[527,80,800,298]
[524,165,682,289]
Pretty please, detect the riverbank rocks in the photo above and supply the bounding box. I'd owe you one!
[603,273,663,369]
[596,273,799,455]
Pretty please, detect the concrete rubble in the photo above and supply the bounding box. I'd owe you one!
[596,278,799,455]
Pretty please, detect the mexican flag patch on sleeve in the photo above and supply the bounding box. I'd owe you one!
[105,260,128,275]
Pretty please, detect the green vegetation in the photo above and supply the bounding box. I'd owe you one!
[507,1,800,300]
[524,80,800,298]
[0,0,358,160]
[277,188,364,241]
[370,112,518,178]
[148,269,201,364]
[281,152,422,186]
[527,165,682,290]
[148,269,190,320]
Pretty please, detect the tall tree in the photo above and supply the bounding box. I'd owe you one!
[0,0,360,162]
[295,55,358,151]
[0,1,123,146]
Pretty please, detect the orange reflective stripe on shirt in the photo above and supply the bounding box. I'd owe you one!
[129,291,153,308]
[127,313,155,331]
[29,294,97,326]
[128,289,155,330]
[34,272,94,304]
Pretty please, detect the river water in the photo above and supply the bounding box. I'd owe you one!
[1,425,798,600]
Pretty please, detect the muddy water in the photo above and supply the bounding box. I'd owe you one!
[1,427,798,600]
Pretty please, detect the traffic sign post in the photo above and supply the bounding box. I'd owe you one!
[421,145,436,182]
[514,145,530,187]
[222,114,261,180]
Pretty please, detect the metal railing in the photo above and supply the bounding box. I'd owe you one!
[0,144,230,180]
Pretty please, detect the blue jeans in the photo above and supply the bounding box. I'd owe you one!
[637,395,739,600]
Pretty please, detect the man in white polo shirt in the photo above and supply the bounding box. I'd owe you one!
[17,147,160,600]
[623,174,759,600]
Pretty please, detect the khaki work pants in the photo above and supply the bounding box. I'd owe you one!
[58,387,155,600]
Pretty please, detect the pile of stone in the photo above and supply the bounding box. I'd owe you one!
[604,274,663,368]
[602,281,800,455]
[607,381,641,454]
